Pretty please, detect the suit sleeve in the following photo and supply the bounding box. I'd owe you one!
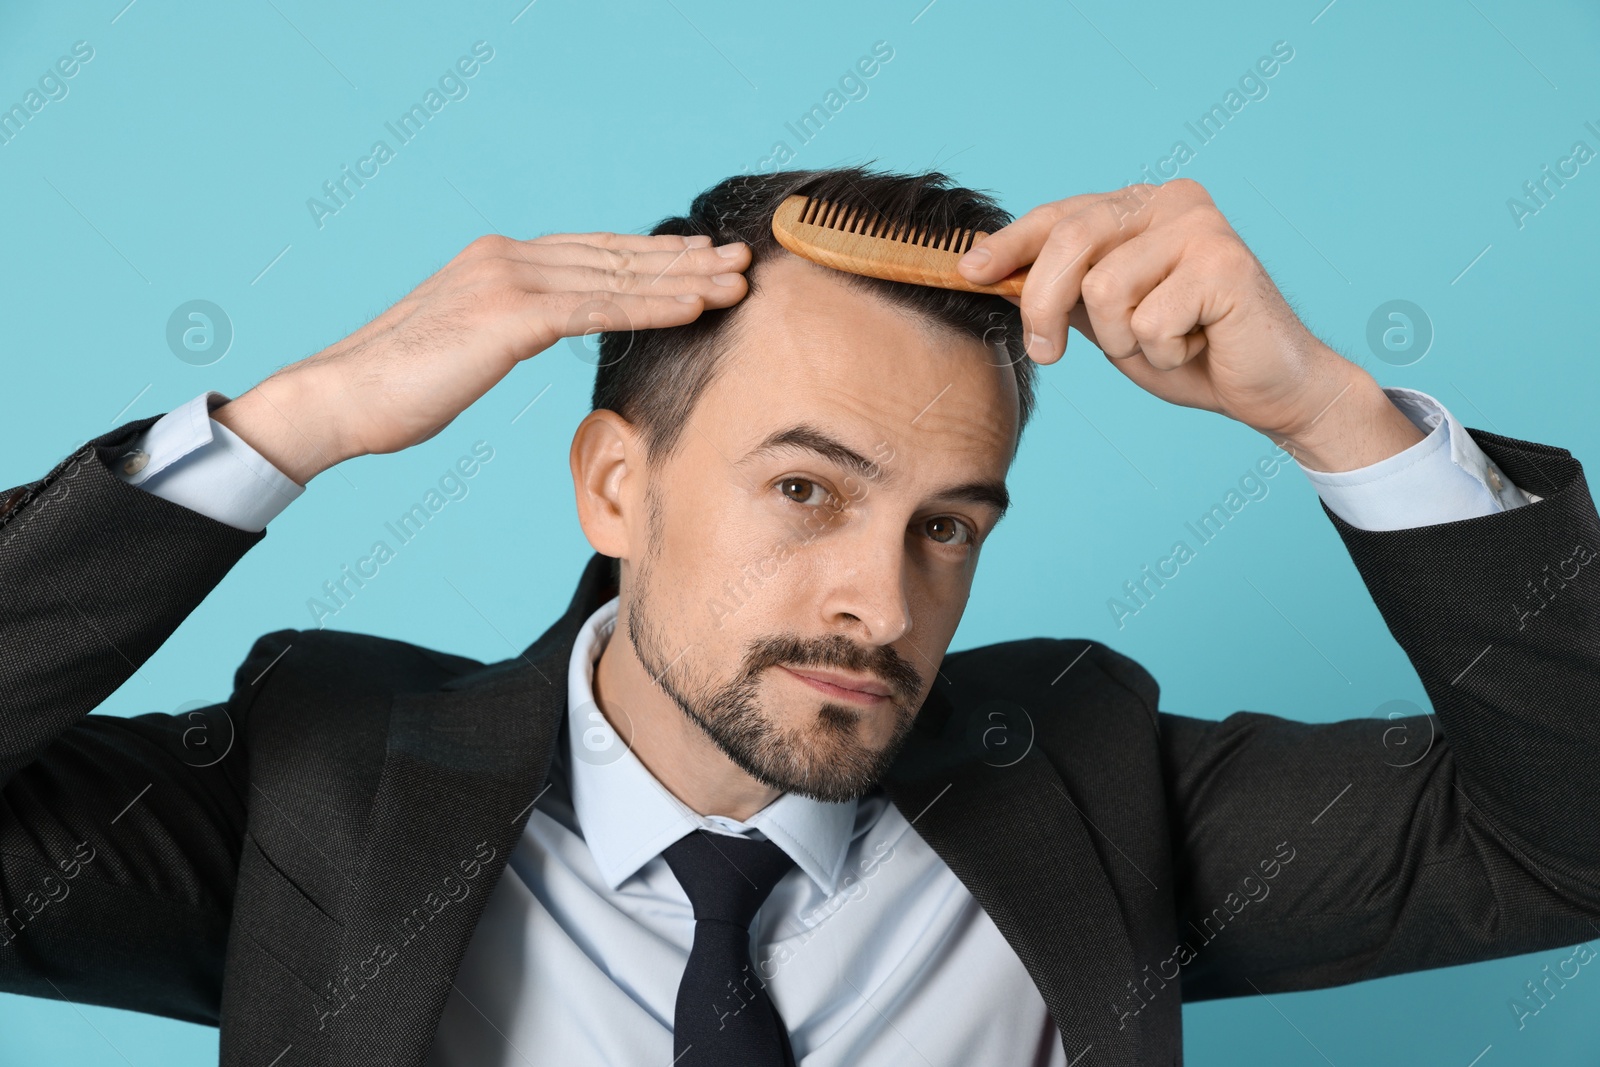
[0,417,286,1025]
[1155,427,1600,1002]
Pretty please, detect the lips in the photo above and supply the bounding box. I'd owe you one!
[779,665,892,698]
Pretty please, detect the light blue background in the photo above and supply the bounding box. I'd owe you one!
[3,0,1598,1063]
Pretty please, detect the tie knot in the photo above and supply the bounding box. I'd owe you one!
[662,828,797,928]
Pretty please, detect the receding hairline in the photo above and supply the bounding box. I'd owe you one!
[687,252,1023,451]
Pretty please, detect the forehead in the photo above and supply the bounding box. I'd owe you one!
[697,252,1020,468]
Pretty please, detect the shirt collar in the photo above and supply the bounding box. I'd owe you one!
[566,594,857,895]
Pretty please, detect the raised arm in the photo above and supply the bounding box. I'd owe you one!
[1159,428,1600,999]
[956,177,1600,1000]
[0,229,751,1020]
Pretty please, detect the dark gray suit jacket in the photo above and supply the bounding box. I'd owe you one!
[3,412,1600,1066]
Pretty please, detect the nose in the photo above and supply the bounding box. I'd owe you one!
[821,534,913,647]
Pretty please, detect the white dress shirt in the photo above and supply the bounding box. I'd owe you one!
[108,387,1534,1065]
[425,593,1068,1064]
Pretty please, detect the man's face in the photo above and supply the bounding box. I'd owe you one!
[620,251,1020,803]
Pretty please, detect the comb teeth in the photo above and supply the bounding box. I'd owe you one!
[800,196,979,254]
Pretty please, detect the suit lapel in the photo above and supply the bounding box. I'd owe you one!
[314,550,1148,1065]
[321,552,618,1067]
[881,677,1147,1067]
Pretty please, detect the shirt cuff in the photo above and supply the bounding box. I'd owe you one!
[113,391,304,533]
[1295,387,1539,532]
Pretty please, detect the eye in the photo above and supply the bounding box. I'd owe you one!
[777,477,838,509]
[924,515,974,547]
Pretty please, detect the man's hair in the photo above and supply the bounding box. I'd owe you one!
[589,164,1037,474]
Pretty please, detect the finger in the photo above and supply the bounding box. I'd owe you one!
[955,185,1161,286]
[537,290,728,352]
[503,261,749,305]
[1014,191,1172,363]
[581,290,725,328]
[515,241,751,280]
[526,230,716,251]
[956,191,1117,285]
[1075,223,1188,362]
[1126,265,1213,371]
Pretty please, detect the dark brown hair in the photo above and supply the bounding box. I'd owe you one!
[590,164,1036,475]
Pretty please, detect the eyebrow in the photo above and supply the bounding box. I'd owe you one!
[738,423,1011,524]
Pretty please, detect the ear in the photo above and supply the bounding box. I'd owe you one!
[570,409,644,560]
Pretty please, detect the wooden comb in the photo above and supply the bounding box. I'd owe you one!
[771,193,1028,297]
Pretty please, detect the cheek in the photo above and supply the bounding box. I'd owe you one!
[689,487,818,597]
[910,574,969,634]
[653,486,792,638]
[698,532,806,643]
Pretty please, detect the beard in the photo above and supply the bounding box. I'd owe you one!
[625,490,924,803]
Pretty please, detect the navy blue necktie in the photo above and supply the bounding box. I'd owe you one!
[661,827,798,1066]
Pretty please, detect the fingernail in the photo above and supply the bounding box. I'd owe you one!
[686,234,712,247]
[1027,332,1054,359]
[959,246,991,272]
[675,293,700,303]
[712,272,741,286]
[716,242,745,258]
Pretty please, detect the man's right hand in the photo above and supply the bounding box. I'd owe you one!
[212,231,751,485]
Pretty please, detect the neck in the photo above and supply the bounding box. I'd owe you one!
[591,610,781,823]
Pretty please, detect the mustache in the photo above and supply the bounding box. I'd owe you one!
[739,632,923,700]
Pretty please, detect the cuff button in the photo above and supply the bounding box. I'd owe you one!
[120,448,150,476]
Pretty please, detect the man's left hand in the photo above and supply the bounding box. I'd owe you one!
[956,179,1424,472]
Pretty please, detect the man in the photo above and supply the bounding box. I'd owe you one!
[2,165,1597,1067]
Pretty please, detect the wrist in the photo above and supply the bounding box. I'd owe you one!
[1270,361,1425,473]
[211,369,352,486]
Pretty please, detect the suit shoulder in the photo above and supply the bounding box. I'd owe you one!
[948,636,1161,719]
[231,626,487,698]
